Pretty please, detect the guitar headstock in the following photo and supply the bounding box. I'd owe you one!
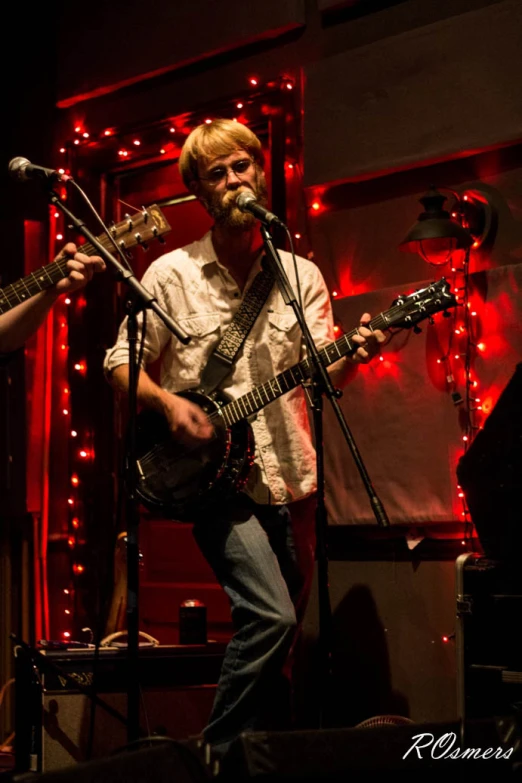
[109,204,171,251]
[387,278,456,330]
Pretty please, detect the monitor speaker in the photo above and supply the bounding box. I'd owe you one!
[220,720,514,778]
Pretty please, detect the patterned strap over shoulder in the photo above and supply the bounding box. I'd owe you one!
[198,264,274,394]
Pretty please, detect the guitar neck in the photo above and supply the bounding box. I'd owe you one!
[0,235,108,315]
[217,311,391,427]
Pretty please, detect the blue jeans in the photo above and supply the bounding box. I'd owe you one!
[192,496,315,752]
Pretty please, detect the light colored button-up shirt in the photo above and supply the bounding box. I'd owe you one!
[104,231,335,504]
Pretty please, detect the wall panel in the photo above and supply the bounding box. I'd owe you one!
[304,0,522,186]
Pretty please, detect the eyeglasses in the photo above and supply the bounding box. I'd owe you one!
[199,158,254,185]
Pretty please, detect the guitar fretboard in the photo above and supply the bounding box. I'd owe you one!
[211,311,392,427]
[0,236,108,314]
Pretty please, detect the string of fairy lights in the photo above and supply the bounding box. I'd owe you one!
[54,75,297,177]
[50,193,91,641]
[441,195,488,547]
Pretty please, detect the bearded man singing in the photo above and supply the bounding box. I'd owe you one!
[104,119,384,757]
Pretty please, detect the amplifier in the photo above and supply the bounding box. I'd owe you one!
[14,643,225,774]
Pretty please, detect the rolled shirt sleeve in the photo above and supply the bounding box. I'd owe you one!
[104,264,176,376]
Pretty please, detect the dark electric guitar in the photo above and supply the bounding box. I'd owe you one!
[135,278,456,521]
[0,204,171,314]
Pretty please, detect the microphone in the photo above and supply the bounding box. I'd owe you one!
[8,157,71,183]
[236,191,285,227]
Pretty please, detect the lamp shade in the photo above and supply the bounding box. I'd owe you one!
[399,187,473,266]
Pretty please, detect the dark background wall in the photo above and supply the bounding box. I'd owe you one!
[2,0,522,738]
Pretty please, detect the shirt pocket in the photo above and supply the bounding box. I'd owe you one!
[169,313,221,387]
[267,310,302,370]
[178,313,221,338]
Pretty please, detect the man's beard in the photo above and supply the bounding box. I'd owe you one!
[202,171,269,231]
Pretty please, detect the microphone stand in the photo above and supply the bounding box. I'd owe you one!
[259,223,390,726]
[47,188,190,744]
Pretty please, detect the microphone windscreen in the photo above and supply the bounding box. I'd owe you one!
[8,157,30,180]
[237,191,256,211]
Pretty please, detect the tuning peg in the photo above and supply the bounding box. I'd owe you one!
[157,236,166,244]
[443,310,452,318]
[141,207,149,223]
[413,325,422,334]
[140,243,149,252]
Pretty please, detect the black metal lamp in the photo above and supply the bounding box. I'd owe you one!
[399,186,473,266]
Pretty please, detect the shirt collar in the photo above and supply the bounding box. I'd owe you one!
[194,230,264,280]
[191,231,218,268]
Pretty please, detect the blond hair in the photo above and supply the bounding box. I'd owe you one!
[179,119,264,189]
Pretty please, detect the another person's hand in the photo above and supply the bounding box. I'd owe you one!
[54,242,105,295]
[350,312,386,363]
[161,392,214,447]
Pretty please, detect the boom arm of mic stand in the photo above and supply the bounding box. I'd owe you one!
[48,190,190,345]
[259,224,390,528]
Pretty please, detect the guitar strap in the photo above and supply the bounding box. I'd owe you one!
[198,262,274,395]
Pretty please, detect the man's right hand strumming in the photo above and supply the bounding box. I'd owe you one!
[159,390,214,446]
[109,364,213,447]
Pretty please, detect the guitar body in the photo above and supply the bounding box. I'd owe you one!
[135,389,255,521]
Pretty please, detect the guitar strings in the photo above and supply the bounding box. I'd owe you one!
[0,217,153,309]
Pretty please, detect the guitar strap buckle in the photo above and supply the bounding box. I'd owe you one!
[198,353,234,395]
